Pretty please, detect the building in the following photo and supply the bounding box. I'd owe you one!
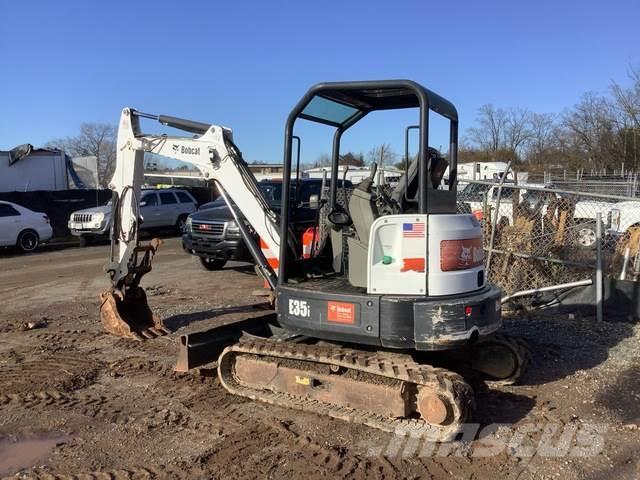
[248,163,284,181]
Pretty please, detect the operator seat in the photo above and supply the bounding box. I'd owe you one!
[345,166,380,287]
[348,166,379,246]
[391,147,448,211]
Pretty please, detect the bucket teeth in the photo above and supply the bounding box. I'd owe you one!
[100,287,169,340]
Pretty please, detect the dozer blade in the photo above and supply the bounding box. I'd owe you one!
[99,286,170,340]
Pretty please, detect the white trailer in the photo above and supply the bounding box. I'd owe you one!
[0,146,70,192]
[305,165,402,186]
[450,161,527,183]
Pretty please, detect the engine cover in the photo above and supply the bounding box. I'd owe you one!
[367,213,485,296]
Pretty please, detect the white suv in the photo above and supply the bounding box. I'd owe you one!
[69,188,198,245]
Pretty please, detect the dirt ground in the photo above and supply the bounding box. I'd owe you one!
[0,238,639,479]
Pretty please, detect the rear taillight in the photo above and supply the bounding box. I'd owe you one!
[43,215,50,224]
[440,238,484,271]
[472,209,483,221]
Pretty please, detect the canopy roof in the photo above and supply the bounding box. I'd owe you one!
[295,80,458,128]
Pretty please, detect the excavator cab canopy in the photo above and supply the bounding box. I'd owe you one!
[297,82,458,127]
[279,80,460,283]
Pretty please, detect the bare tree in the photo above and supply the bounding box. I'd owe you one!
[467,104,508,152]
[367,143,396,168]
[467,104,534,159]
[611,65,640,129]
[47,123,117,187]
[525,113,557,169]
[561,93,621,170]
[611,66,640,170]
[504,108,534,154]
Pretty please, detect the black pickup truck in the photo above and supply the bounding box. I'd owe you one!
[182,179,351,270]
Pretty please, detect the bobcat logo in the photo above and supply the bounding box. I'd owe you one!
[459,246,472,265]
[172,144,180,153]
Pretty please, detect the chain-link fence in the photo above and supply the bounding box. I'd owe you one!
[525,171,640,198]
[457,180,640,296]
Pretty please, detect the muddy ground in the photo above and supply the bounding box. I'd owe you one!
[0,238,638,479]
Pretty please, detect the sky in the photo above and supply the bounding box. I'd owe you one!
[1,0,639,165]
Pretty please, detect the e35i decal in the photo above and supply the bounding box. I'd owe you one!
[288,299,311,318]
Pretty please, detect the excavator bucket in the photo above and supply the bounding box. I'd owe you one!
[99,286,170,340]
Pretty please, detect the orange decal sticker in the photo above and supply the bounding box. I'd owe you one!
[327,301,356,324]
[400,257,425,273]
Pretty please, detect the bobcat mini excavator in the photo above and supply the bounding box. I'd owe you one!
[100,80,528,441]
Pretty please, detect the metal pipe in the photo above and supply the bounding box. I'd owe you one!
[329,129,343,210]
[449,119,458,191]
[291,135,302,232]
[501,278,592,304]
[418,98,429,214]
[620,247,630,280]
[131,110,159,120]
[342,165,349,209]
[485,160,513,272]
[596,212,603,322]
[320,169,327,200]
[404,125,419,201]
[293,135,302,204]
[278,120,295,285]
[485,247,594,268]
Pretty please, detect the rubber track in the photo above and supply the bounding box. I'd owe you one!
[218,338,475,441]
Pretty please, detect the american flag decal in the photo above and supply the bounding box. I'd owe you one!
[402,222,425,238]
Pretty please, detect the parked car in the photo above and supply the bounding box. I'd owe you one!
[608,200,640,239]
[0,200,52,253]
[183,179,351,270]
[68,188,198,246]
[459,183,616,250]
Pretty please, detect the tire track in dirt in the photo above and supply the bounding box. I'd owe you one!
[0,388,218,433]
[178,378,402,479]
[2,463,200,479]
[111,338,175,357]
[271,420,401,479]
[27,330,101,347]
[193,417,401,480]
[2,329,404,479]
[0,352,101,395]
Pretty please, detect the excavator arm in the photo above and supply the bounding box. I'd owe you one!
[100,108,280,339]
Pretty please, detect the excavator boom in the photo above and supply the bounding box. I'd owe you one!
[101,108,280,339]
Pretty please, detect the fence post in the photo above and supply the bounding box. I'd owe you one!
[596,212,603,322]
[486,160,513,273]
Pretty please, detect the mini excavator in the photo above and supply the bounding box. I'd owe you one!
[100,80,528,440]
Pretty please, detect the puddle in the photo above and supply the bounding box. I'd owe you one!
[0,434,70,476]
